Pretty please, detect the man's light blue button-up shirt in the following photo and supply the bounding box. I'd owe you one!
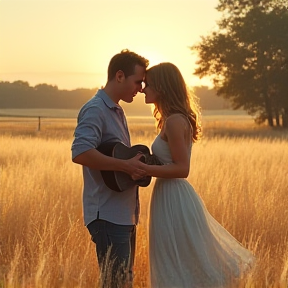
[72,89,138,226]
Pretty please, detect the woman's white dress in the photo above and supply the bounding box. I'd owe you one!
[149,134,255,288]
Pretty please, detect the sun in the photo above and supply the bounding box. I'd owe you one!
[137,49,167,67]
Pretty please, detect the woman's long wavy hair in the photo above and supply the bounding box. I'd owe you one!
[146,62,202,142]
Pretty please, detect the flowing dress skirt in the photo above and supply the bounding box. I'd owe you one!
[149,178,254,288]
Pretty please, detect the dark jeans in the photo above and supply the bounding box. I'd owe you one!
[87,219,136,288]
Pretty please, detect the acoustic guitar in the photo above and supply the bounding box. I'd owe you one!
[97,142,162,192]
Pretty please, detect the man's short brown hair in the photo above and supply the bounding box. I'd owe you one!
[107,49,149,81]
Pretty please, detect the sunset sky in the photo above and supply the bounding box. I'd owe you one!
[0,0,221,90]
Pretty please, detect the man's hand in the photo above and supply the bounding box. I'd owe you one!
[125,153,147,180]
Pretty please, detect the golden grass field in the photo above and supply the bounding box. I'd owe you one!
[0,112,288,288]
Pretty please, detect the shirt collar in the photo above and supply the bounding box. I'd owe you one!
[96,89,119,110]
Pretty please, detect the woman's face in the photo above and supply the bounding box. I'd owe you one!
[142,77,159,104]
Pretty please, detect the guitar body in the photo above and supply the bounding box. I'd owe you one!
[97,142,162,192]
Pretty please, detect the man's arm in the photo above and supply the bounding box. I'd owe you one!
[73,149,146,179]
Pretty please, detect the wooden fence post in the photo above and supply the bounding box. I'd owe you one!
[38,116,41,131]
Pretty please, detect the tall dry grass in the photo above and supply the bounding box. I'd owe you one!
[0,119,288,287]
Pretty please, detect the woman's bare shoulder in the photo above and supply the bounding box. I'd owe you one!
[165,113,190,128]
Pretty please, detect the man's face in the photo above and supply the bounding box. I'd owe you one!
[120,64,146,103]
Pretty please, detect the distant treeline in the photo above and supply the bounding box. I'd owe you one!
[193,87,230,110]
[0,80,229,111]
[0,81,97,110]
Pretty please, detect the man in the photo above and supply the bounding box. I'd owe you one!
[71,49,149,287]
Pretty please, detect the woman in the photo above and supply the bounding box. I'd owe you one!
[140,62,255,287]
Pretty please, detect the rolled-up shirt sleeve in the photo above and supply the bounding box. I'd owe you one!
[72,105,104,159]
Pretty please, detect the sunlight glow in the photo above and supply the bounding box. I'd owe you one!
[0,0,220,90]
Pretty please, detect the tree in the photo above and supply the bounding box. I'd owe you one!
[191,1,288,127]
[217,0,287,18]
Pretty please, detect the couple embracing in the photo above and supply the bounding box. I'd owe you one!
[71,50,255,288]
